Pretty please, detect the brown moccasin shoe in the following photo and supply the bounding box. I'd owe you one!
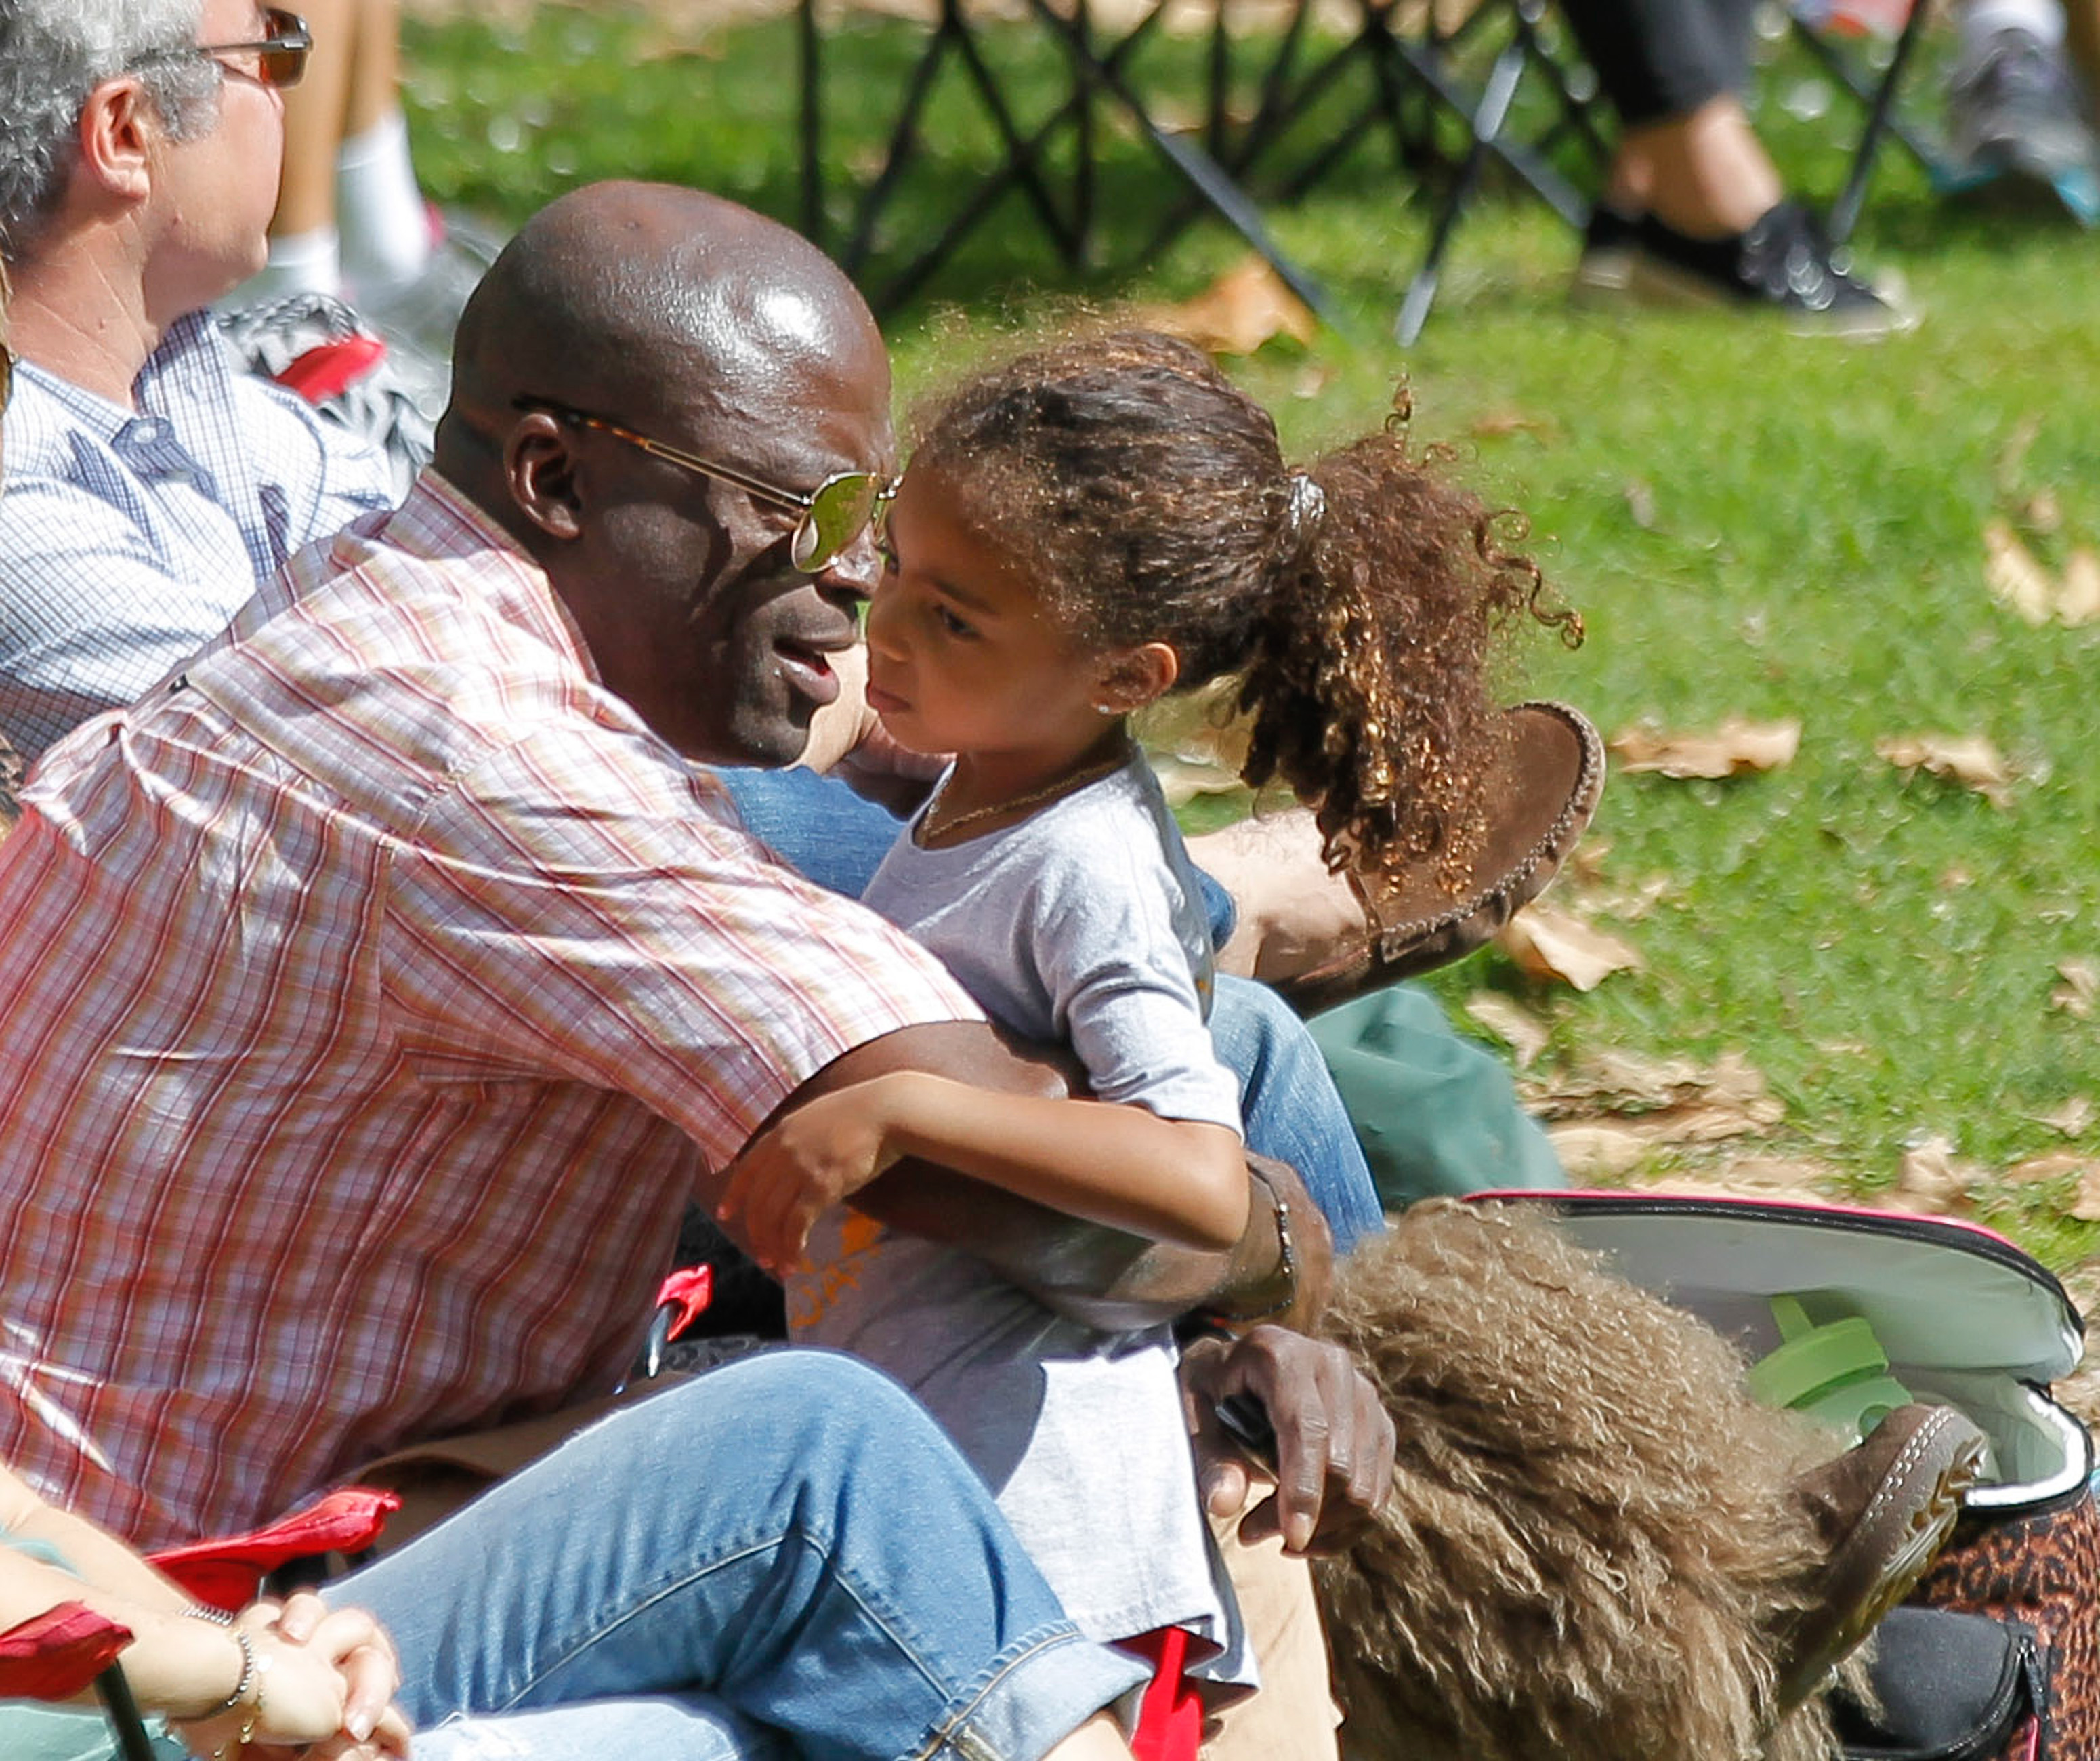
[1776,1402,1990,1711]
[1278,699,1606,1015]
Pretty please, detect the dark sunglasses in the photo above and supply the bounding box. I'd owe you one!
[0,338,11,423]
[190,7,313,89]
[514,396,896,573]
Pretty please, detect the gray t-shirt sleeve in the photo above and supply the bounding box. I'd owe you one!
[862,759,1242,1136]
[1028,827,1242,1134]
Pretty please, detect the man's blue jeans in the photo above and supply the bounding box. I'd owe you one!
[327,1353,1148,1761]
[715,767,1384,1251]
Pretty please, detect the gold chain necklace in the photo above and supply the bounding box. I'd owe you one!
[919,744,1133,847]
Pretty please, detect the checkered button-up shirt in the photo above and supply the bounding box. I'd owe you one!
[0,312,396,759]
[0,472,977,1546]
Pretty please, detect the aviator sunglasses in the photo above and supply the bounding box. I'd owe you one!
[154,7,313,89]
[514,396,896,573]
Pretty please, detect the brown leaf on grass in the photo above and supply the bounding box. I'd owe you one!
[1143,257,1316,356]
[1494,903,1641,991]
[2072,1165,2100,1222]
[1569,839,1612,886]
[1986,519,2057,625]
[1464,993,1549,1068]
[1609,716,1801,779]
[1528,1049,1783,1151]
[1544,1121,1653,1180]
[1875,732,2016,808]
[2061,550,2100,626]
[1290,362,1335,400]
[1892,1135,1979,1214]
[1580,873,1673,922]
[2036,1096,2097,1137]
[2009,1151,2100,1184]
[1469,407,1557,441]
[2051,958,2097,1018]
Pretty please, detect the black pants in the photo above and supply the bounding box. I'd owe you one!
[1555,0,1763,125]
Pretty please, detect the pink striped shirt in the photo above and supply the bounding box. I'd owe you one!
[0,473,977,1547]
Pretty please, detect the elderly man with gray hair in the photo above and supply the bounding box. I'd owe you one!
[0,0,394,755]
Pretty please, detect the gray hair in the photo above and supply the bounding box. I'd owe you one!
[0,0,222,262]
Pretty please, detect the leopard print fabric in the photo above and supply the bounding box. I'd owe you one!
[1911,1489,2100,1760]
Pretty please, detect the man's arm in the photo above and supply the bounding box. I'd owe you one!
[749,1022,1331,1334]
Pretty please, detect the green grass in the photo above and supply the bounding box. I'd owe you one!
[403,0,2100,1264]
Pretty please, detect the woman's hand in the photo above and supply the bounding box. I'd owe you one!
[716,1079,906,1274]
[171,1593,410,1758]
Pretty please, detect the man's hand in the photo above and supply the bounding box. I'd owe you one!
[1181,1325,1394,1556]
[716,1078,904,1274]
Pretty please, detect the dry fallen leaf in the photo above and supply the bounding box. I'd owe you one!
[1875,732,2015,809]
[1469,407,1555,441]
[2036,1096,2097,1137]
[1893,1134,1979,1213]
[1610,716,1801,779]
[2073,1165,2100,1222]
[1494,903,1641,991]
[2008,1151,2100,1183]
[2061,549,2100,626]
[1544,1121,1654,1180]
[1464,992,1549,1069]
[2051,958,2097,1018]
[1143,256,1316,356]
[1569,839,1612,886]
[1290,362,1335,400]
[1986,519,2056,625]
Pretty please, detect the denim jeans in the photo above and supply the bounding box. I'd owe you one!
[713,768,1383,1253]
[325,1353,1147,1761]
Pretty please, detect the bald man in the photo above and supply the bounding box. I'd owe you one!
[0,185,1385,1608]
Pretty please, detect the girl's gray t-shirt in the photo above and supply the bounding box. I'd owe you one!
[787,755,1248,1671]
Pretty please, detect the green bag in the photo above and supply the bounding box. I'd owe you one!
[1309,985,1564,1209]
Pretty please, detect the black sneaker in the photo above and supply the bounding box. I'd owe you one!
[1571,202,1641,297]
[1944,28,2100,222]
[1582,201,1918,339]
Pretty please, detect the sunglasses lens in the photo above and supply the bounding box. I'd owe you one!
[795,475,881,573]
[260,12,310,86]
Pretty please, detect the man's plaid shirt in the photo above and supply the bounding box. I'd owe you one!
[0,472,974,1546]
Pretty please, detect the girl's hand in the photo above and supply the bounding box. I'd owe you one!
[173,1594,409,1758]
[717,1079,905,1274]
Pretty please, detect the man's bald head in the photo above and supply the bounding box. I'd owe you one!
[436,183,892,770]
[444,181,885,461]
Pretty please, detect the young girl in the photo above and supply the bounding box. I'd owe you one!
[717,329,1572,1682]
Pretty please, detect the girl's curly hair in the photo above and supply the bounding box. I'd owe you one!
[908,329,1580,919]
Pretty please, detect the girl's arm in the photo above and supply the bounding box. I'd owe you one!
[0,1464,408,1754]
[717,1075,1250,1275]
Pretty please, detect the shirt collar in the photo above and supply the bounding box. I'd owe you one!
[388,468,607,691]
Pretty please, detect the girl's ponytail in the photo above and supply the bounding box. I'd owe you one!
[1238,414,1579,924]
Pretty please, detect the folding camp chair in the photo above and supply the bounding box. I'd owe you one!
[796,0,1335,319]
[0,1488,400,1761]
[1788,0,1948,243]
